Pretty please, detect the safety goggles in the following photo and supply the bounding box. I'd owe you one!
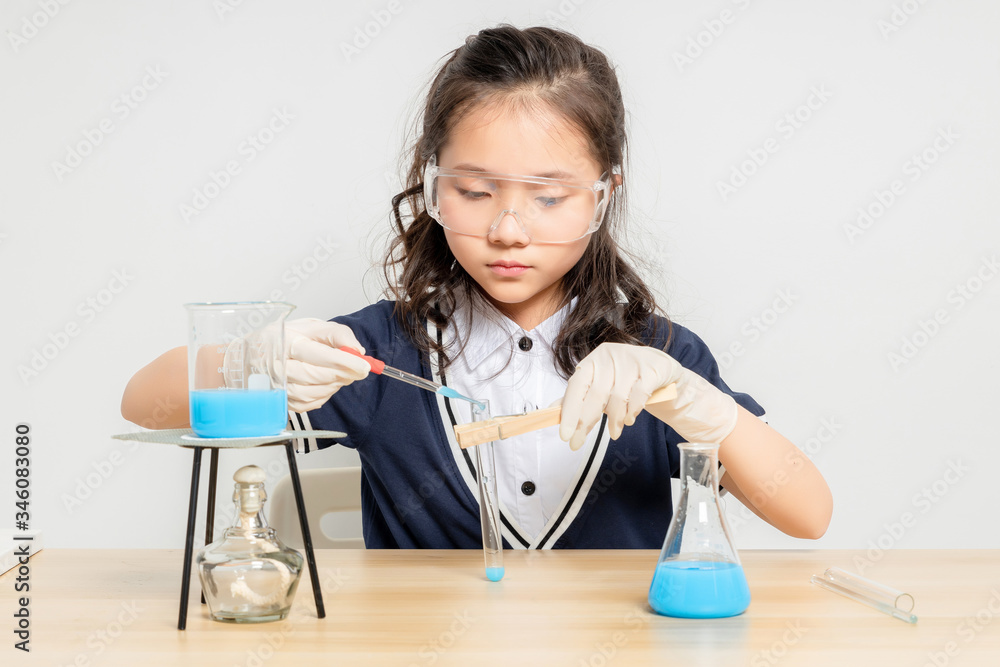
[423,155,614,244]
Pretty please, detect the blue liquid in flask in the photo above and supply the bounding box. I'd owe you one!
[190,389,287,438]
[648,560,750,618]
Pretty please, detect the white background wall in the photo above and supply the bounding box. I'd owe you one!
[1,0,997,550]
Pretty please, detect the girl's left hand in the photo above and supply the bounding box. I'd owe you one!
[559,343,738,451]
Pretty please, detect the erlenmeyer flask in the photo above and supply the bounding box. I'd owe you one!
[648,442,750,618]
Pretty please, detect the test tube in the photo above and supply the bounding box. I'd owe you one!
[472,400,504,582]
[811,567,917,623]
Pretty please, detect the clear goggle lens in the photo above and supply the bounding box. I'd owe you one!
[424,157,612,244]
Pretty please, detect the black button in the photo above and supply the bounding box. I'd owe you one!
[521,481,536,496]
[518,336,533,351]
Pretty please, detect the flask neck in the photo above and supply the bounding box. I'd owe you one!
[661,441,740,565]
[677,442,721,493]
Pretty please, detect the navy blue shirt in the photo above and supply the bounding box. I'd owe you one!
[287,300,764,550]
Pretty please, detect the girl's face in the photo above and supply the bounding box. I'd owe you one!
[436,102,604,330]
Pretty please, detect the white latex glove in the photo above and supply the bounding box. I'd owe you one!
[282,318,371,412]
[558,342,738,451]
[227,318,371,413]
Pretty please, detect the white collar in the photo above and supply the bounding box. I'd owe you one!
[447,295,576,373]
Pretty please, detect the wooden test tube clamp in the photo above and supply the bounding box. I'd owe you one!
[453,383,678,448]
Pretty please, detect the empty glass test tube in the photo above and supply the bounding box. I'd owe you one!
[811,567,917,623]
[472,400,504,582]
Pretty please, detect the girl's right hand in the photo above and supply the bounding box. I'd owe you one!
[284,318,371,412]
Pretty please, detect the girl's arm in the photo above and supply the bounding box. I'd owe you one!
[718,406,833,539]
[120,320,371,428]
[121,346,191,428]
[560,342,833,540]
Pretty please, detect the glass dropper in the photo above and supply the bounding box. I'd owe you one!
[339,347,484,408]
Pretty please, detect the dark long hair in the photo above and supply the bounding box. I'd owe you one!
[384,25,667,377]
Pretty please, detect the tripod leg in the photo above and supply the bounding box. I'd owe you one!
[285,442,325,618]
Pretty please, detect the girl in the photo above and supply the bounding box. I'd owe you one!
[122,25,832,550]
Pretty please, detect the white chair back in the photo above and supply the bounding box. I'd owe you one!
[268,467,364,549]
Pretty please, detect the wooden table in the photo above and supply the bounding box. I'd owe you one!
[8,549,1000,666]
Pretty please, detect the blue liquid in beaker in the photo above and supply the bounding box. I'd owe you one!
[648,560,750,618]
[190,389,287,438]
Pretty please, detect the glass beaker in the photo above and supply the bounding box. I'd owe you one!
[197,465,303,623]
[648,442,750,618]
[185,301,294,438]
